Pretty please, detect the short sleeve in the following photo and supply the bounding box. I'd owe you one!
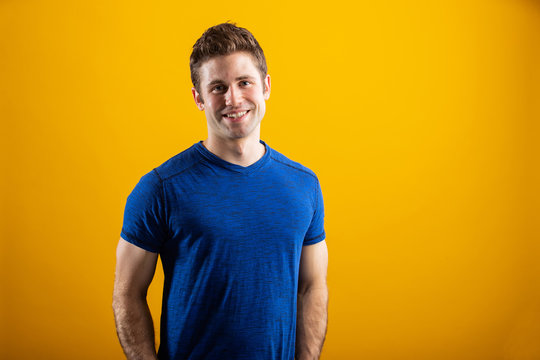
[120,170,168,253]
[303,177,326,246]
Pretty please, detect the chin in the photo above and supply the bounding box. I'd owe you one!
[228,132,250,139]
[227,125,256,138]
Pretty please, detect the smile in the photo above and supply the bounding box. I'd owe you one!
[224,110,249,118]
[223,110,250,122]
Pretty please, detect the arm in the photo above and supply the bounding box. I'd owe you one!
[113,238,159,360]
[296,240,329,360]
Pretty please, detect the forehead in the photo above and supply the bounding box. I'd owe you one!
[198,52,260,85]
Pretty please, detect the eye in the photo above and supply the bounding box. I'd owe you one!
[212,85,226,93]
[240,80,251,86]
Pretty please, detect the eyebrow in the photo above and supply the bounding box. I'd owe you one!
[206,75,257,88]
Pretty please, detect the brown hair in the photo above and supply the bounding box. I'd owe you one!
[190,22,268,93]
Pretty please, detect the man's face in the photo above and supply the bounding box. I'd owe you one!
[192,52,271,141]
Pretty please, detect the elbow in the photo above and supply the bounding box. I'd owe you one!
[112,285,147,311]
[112,290,125,313]
[297,281,328,297]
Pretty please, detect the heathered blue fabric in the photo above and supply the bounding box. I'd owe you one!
[120,140,325,360]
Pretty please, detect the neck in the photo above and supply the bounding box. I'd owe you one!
[202,135,266,167]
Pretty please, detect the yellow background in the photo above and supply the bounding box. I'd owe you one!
[1,0,539,359]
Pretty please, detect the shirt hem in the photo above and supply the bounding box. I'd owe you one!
[120,232,160,253]
[303,231,326,246]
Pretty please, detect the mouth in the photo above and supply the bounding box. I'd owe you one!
[222,110,250,122]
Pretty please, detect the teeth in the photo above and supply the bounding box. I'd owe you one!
[225,111,247,118]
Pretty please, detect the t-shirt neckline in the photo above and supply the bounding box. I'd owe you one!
[194,140,271,174]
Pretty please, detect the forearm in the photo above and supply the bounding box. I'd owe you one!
[295,285,328,360]
[113,293,158,360]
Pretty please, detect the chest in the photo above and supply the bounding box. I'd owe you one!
[165,173,314,246]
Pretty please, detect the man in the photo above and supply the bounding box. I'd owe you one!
[113,23,328,360]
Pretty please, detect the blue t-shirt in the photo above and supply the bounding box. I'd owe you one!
[121,140,325,360]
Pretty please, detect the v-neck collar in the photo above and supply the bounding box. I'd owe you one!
[194,139,271,175]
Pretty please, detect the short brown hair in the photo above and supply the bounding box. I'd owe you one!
[190,23,268,93]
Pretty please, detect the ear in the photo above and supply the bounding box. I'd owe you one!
[192,87,205,110]
[263,74,271,100]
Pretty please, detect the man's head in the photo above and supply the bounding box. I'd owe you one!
[190,23,271,142]
[190,23,268,96]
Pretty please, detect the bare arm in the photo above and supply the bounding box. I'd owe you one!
[113,238,159,360]
[296,240,329,360]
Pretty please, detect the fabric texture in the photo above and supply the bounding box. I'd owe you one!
[121,140,325,360]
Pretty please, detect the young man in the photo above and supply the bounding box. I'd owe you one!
[113,23,328,360]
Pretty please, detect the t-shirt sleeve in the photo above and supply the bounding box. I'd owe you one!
[303,177,326,246]
[120,170,168,253]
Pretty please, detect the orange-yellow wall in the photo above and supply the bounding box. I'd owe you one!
[1,0,539,359]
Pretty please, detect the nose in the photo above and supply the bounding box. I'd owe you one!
[225,86,241,106]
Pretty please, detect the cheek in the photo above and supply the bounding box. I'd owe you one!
[248,91,266,106]
[206,98,223,112]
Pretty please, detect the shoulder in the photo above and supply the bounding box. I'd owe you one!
[130,143,201,194]
[151,143,201,182]
[268,146,319,181]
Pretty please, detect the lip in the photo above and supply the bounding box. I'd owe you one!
[222,110,250,122]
